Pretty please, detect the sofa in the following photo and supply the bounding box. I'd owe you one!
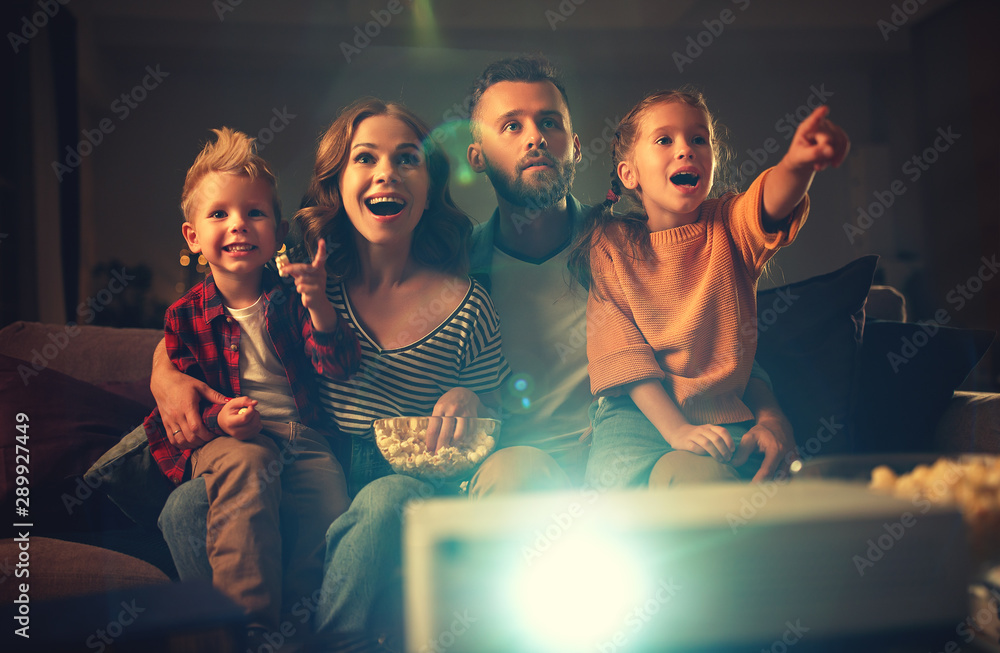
[1,256,998,638]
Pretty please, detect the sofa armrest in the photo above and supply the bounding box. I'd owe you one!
[933,391,1000,454]
[0,321,162,385]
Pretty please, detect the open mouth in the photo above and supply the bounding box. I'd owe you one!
[366,196,407,217]
[520,155,555,172]
[223,244,257,253]
[670,172,700,187]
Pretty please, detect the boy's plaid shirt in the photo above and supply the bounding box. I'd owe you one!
[144,268,360,484]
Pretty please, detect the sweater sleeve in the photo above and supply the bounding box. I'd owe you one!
[725,167,809,277]
[586,236,666,396]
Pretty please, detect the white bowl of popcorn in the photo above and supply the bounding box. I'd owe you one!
[867,455,1000,565]
[373,416,499,482]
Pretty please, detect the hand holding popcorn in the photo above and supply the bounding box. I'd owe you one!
[278,239,340,332]
[218,396,260,440]
[375,416,498,481]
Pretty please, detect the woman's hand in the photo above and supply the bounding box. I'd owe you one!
[151,339,228,449]
[425,387,483,453]
[282,239,340,332]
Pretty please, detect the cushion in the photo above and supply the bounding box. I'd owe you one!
[0,354,159,535]
[84,423,175,529]
[854,320,995,453]
[755,256,879,456]
[0,321,162,386]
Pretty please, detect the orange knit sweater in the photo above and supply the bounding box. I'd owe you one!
[586,168,808,425]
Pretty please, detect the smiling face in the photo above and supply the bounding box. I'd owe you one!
[338,114,430,250]
[617,100,715,229]
[468,80,581,209]
[181,171,284,280]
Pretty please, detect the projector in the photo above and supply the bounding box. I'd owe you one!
[403,480,969,652]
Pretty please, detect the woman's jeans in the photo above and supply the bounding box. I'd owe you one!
[159,434,437,640]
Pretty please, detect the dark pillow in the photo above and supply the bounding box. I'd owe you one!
[855,320,995,453]
[0,354,159,535]
[755,256,878,456]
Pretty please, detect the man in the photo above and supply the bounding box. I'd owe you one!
[462,55,797,495]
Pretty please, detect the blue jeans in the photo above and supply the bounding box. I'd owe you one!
[159,435,436,640]
[584,394,750,489]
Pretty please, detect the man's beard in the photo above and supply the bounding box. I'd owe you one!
[483,151,576,211]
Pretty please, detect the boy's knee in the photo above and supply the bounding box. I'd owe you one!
[206,436,280,475]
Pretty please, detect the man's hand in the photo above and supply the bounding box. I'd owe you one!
[735,374,798,482]
[425,387,483,453]
[217,397,261,441]
[731,416,798,482]
[151,339,228,449]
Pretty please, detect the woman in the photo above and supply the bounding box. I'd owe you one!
[155,99,510,649]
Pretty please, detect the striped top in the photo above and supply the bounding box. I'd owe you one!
[317,277,511,437]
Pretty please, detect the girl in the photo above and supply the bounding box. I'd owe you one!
[571,88,849,489]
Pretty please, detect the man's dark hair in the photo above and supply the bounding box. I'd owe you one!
[468,54,571,139]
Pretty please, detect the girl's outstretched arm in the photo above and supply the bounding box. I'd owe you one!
[628,380,735,463]
[762,105,850,226]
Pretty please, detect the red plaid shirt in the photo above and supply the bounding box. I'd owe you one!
[144,268,360,484]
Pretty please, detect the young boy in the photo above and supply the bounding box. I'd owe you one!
[142,127,360,642]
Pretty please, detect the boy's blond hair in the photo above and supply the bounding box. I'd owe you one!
[180,127,281,221]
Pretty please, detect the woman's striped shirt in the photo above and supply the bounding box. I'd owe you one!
[316,277,510,437]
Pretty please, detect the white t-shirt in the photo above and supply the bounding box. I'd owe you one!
[225,297,301,424]
[488,245,592,457]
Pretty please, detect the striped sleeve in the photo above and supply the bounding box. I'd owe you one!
[458,281,510,392]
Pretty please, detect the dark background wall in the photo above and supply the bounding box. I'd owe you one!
[3,0,998,389]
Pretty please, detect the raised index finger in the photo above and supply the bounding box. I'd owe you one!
[797,104,830,137]
[312,238,328,269]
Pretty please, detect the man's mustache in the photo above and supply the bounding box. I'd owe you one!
[518,152,557,171]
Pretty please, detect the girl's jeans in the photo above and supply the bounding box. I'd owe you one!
[584,395,751,490]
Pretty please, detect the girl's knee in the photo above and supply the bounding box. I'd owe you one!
[649,451,739,488]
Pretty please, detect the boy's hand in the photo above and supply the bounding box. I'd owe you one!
[217,397,261,440]
[664,423,735,463]
[782,105,850,172]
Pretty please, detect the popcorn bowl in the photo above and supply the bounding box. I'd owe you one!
[372,416,499,482]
